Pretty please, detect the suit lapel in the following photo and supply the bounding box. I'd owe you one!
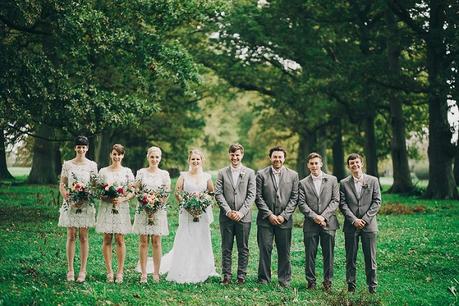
[318,175,327,198]
[235,166,245,189]
[269,167,278,192]
[226,167,236,189]
[306,175,319,199]
[348,176,359,201]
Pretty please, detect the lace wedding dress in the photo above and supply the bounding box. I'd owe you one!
[160,172,218,283]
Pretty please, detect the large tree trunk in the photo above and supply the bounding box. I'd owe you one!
[454,148,459,186]
[296,130,317,179]
[28,125,58,184]
[425,2,458,199]
[0,129,14,180]
[386,8,413,193]
[317,130,329,174]
[95,130,113,168]
[55,145,62,177]
[332,118,345,180]
[364,114,378,177]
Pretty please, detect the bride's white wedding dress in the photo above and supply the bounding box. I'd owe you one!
[160,172,218,283]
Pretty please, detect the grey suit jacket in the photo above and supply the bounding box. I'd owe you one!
[339,174,381,233]
[298,173,340,232]
[255,166,299,229]
[215,165,256,223]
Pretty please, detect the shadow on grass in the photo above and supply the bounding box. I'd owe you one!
[0,206,57,223]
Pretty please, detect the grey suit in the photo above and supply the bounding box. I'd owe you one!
[255,166,299,284]
[215,165,256,280]
[339,174,381,291]
[298,173,339,285]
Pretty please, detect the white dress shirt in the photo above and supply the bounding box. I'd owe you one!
[353,175,364,196]
[230,166,242,187]
[271,166,284,187]
[311,171,323,195]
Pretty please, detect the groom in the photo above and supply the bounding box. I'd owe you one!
[215,143,256,285]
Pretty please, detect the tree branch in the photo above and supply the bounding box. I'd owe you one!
[368,76,429,94]
[387,0,427,38]
[0,15,49,35]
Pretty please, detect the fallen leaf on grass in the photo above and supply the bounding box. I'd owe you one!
[448,286,457,297]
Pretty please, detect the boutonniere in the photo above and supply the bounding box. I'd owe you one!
[322,177,328,182]
[362,183,369,189]
[240,171,246,178]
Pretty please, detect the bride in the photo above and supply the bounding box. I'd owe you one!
[160,149,218,283]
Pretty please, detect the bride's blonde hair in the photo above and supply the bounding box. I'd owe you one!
[147,146,162,158]
[188,148,205,171]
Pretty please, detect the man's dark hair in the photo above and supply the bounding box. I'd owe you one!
[269,146,287,158]
[347,153,363,165]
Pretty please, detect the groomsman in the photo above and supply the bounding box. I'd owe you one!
[255,146,299,287]
[298,153,339,292]
[215,144,256,285]
[339,153,381,294]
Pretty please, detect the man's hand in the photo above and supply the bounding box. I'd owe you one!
[233,211,243,222]
[268,214,280,225]
[353,219,366,229]
[277,215,285,224]
[314,215,325,225]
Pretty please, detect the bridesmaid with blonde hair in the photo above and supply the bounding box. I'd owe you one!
[96,144,134,284]
[133,146,171,283]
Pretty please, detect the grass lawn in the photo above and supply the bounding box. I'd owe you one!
[0,174,458,305]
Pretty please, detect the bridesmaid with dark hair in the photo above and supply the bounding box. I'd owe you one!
[96,144,134,284]
[58,136,98,283]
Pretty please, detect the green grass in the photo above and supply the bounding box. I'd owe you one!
[0,177,458,305]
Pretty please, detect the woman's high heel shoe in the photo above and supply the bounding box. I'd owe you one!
[107,272,114,283]
[76,271,86,283]
[140,274,148,284]
[115,273,123,284]
[66,271,75,282]
[153,273,160,283]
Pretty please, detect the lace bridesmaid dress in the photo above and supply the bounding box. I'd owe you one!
[95,167,134,234]
[58,160,98,228]
[160,172,218,283]
[132,169,170,236]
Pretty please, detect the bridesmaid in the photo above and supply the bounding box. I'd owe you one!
[132,146,171,283]
[58,136,98,283]
[95,144,134,284]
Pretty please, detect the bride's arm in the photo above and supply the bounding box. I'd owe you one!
[175,176,184,202]
[207,177,215,194]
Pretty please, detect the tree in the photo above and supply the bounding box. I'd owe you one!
[389,0,459,198]
[1,0,222,183]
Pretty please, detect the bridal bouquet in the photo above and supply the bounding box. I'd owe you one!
[66,174,97,214]
[178,191,214,222]
[136,185,169,225]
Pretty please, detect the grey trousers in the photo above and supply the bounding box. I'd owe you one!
[304,229,335,284]
[220,220,251,279]
[345,231,377,289]
[257,225,292,284]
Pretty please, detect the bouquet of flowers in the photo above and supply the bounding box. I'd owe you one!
[178,191,214,222]
[100,183,133,214]
[66,174,97,214]
[136,185,169,225]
